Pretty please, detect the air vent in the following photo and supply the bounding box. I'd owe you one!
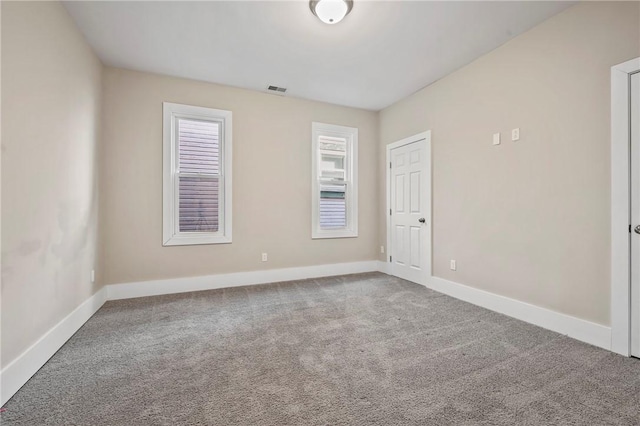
[267,85,287,95]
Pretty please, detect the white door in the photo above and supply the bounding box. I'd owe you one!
[631,71,640,357]
[389,136,431,285]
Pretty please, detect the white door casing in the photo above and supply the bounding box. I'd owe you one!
[387,132,431,285]
[631,71,640,357]
[611,57,640,356]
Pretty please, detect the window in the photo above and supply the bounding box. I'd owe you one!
[163,102,232,246]
[312,122,358,239]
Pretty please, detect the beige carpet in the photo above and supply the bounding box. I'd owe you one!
[2,272,639,425]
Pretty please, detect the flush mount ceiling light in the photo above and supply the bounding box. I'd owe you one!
[310,0,353,25]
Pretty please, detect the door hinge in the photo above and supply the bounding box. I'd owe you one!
[389,209,392,216]
[389,162,392,169]
[630,224,632,233]
[389,256,392,262]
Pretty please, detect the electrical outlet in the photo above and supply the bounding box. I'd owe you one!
[512,128,520,141]
[450,260,457,271]
[261,253,268,262]
[380,246,385,254]
[91,269,95,283]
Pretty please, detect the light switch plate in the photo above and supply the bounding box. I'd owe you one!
[512,128,520,141]
[493,133,501,145]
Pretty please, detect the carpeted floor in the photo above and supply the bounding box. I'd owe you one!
[2,272,639,425]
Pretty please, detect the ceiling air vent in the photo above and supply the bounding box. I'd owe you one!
[267,85,287,95]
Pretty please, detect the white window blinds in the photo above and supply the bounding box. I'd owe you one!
[177,119,220,233]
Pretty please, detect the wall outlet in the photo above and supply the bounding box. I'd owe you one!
[450,260,457,271]
[512,128,520,141]
[91,269,95,283]
[261,253,268,262]
[380,245,385,254]
[492,133,501,146]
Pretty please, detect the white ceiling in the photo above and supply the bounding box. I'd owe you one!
[64,1,574,111]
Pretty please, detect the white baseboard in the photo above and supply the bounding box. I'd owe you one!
[127,261,609,353]
[107,260,380,300]
[1,261,378,406]
[1,287,108,406]
[376,260,391,274]
[1,261,613,407]
[424,276,611,351]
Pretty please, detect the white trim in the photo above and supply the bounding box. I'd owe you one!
[426,276,611,351]
[311,122,358,239]
[0,260,616,407]
[0,262,378,405]
[107,261,378,300]
[385,131,432,286]
[377,260,391,275]
[162,102,233,246]
[0,288,108,406]
[611,58,640,356]
[377,260,611,351]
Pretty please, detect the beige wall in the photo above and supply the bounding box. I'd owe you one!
[3,0,638,372]
[1,1,103,367]
[379,1,640,326]
[101,68,378,285]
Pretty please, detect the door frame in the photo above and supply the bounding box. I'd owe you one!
[611,57,640,356]
[386,131,432,286]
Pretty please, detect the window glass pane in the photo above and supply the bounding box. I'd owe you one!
[319,135,347,181]
[320,153,345,180]
[179,176,219,232]
[178,119,220,174]
[319,183,346,229]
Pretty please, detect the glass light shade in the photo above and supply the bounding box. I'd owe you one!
[311,0,352,25]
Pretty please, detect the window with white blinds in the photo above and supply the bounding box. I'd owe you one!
[163,103,232,246]
[312,122,358,239]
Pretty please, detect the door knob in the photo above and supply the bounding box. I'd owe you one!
[418,218,426,223]
[635,225,640,235]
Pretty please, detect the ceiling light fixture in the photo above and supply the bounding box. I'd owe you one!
[310,0,353,25]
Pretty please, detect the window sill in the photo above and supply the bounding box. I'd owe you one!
[312,230,358,240]
[163,234,232,246]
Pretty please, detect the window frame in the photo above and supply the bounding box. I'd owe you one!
[311,122,358,239]
[163,102,232,246]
